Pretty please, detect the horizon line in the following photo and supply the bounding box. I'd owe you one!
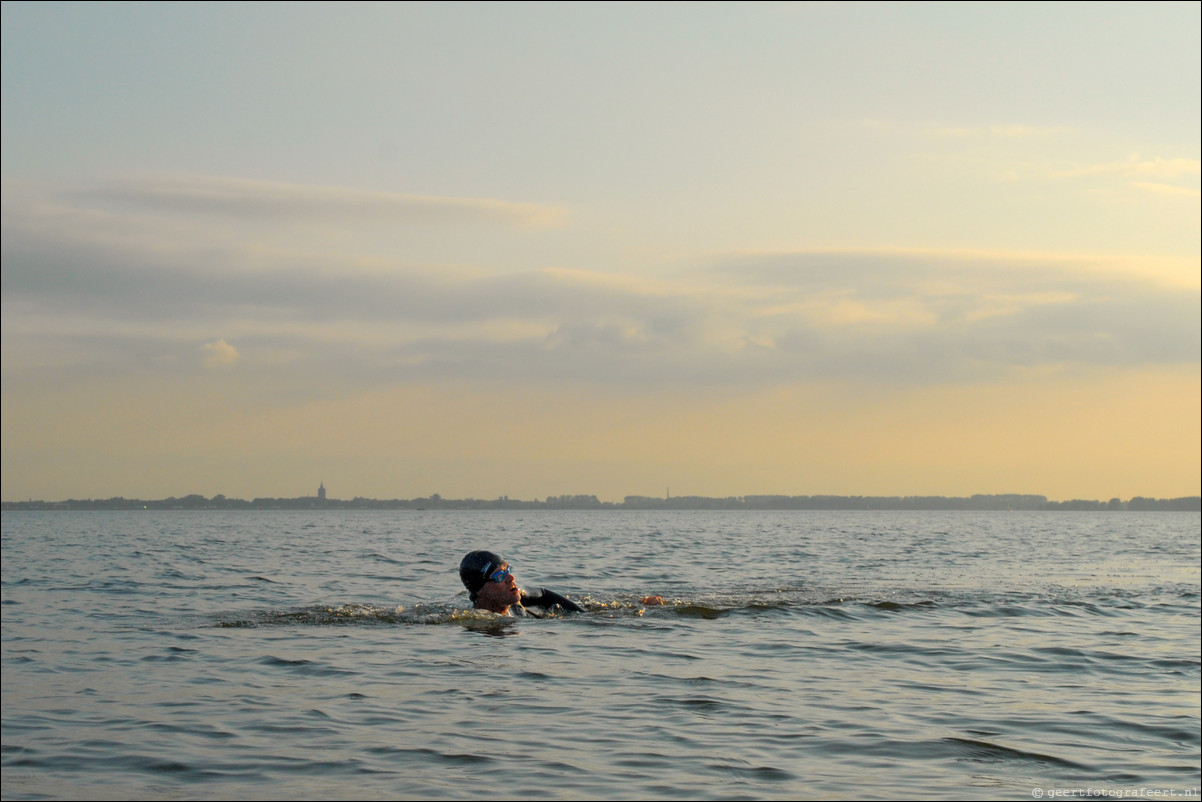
[4,490,1197,507]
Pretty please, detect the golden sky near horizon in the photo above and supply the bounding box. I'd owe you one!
[2,3,1199,502]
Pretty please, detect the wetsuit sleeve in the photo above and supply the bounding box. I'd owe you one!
[519,587,585,613]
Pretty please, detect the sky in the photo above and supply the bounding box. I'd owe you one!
[2,1,1199,503]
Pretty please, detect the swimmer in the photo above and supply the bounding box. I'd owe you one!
[458,550,585,616]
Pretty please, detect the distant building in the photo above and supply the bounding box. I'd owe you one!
[317,482,326,501]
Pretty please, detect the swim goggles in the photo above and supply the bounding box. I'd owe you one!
[485,564,513,583]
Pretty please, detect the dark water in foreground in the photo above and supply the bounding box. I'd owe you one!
[2,510,1199,800]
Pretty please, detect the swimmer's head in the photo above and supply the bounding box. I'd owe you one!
[459,550,508,600]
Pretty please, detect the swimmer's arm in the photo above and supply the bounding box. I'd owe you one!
[519,587,585,613]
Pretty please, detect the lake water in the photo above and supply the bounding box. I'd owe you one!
[2,509,1199,800]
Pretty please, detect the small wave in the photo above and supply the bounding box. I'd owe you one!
[709,761,797,782]
[865,599,938,611]
[660,694,726,710]
[671,604,729,620]
[257,655,357,678]
[364,552,405,565]
[941,736,1091,770]
[213,603,535,629]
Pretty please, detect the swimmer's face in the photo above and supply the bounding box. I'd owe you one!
[475,562,521,611]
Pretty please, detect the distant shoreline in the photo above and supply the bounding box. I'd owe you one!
[3,493,1198,512]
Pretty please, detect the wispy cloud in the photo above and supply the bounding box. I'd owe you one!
[1053,157,1201,181]
[76,174,569,228]
[1130,181,1202,199]
[699,249,1199,381]
[202,339,239,368]
[893,127,1200,201]
[927,123,1076,140]
[4,179,1197,396]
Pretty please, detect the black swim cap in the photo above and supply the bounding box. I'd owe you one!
[459,550,505,598]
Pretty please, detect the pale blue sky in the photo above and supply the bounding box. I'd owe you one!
[3,2,1199,501]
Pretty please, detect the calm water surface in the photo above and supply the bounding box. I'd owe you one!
[2,510,1199,800]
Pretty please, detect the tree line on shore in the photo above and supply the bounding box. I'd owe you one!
[3,492,1199,511]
